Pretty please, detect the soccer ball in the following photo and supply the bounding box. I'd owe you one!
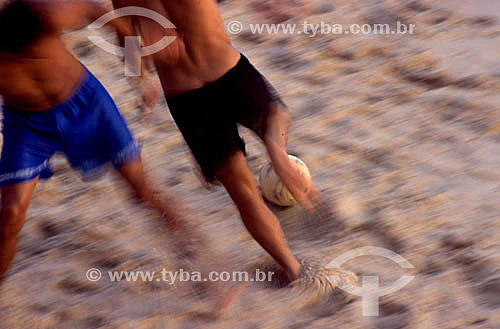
[259,155,311,207]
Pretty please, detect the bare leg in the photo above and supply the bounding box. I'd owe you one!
[0,178,39,282]
[118,158,183,226]
[118,158,245,316]
[261,106,319,211]
[215,150,301,281]
[117,157,204,258]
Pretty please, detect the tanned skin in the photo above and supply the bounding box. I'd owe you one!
[112,0,320,284]
[0,0,194,283]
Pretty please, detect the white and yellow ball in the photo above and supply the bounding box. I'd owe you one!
[259,155,311,207]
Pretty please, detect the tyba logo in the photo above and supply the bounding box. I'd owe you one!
[88,7,176,76]
[327,246,415,316]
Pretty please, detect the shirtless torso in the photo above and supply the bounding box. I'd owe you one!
[112,0,241,97]
[0,0,132,111]
[0,20,83,110]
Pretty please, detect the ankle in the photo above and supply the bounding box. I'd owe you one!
[286,263,301,282]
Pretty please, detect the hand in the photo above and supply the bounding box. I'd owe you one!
[138,73,161,123]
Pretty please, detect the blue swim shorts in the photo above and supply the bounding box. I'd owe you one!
[0,67,141,186]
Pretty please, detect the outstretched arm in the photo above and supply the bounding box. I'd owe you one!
[111,0,162,121]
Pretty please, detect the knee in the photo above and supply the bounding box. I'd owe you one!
[238,176,260,194]
[230,176,263,206]
[133,190,149,206]
[263,109,291,147]
[132,185,156,205]
[0,204,28,237]
[278,109,291,127]
[218,169,259,200]
[267,107,291,131]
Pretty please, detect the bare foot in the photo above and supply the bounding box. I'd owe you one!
[302,184,322,212]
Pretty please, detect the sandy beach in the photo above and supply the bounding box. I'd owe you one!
[0,0,499,328]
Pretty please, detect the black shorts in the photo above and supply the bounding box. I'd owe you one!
[166,54,286,183]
